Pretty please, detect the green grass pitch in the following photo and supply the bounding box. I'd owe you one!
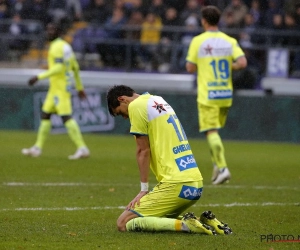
[0,130,299,250]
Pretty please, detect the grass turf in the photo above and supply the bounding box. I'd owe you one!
[0,130,299,250]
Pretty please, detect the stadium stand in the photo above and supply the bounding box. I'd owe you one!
[0,0,300,90]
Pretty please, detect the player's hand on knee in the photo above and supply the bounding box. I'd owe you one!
[126,191,148,210]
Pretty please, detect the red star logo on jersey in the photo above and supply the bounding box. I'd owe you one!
[152,101,166,113]
[204,44,213,55]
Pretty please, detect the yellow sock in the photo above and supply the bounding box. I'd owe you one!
[126,217,183,232]
[207,132,227,169]
[35,119,51,149]
[65,119,86,148]
[210,150,216,167]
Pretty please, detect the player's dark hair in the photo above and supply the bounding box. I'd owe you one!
[201,5,221,26]
[106,85,135,116]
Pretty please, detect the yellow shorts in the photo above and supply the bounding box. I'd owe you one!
[42,91,72,116]
[198,103,229,133]
[131,181,203,218]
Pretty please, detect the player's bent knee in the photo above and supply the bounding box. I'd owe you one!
[116,218,127,232]
[117,210,138,232]
[117,225,127,232]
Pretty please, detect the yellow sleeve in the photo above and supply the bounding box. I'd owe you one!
[37,63,63,80]
[232,39,245,61]
[186,37,198,64]
[71,56,84,91]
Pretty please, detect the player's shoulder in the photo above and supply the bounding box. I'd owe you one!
[137,93,152,104]
[131,93,150,106]
[217,31,238,43]
[192,32,206,41]
[129,94,150,119]
[59,39,74,56]
[192,31,228,42]
[188,32,206,47]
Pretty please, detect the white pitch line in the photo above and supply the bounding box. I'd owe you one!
[2,182,299,191]
[2,182,130,187]
[0,206,126,212]
[199,202,300,207]
[0,202,299,212]
[206,185,300,191]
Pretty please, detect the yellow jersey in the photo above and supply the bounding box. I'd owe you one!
[186,31,245,107]
[38,38,83,94]
[129,93,203,183]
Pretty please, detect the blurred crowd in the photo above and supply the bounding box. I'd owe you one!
[1,0,300,28]
[1,0,300,88]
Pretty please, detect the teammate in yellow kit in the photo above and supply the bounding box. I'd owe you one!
[106,85,232,235]
[22,23,90,160]
[186,6,247,184]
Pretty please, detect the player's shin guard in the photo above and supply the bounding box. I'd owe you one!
[207,132,227,169]
[126,217,181,232]
[65,119,86,148]
[35,119,51,148]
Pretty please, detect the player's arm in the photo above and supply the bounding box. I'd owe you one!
[185,37,197,73]
[28,60,63,86]
[126,135,150,210]
[232,56,247,70]
[38,62,63,80]
[186,61,197,73]
[135,135,151,184]
[71,56,86,99]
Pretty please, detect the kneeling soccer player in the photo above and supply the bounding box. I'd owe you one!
[106,85,232,235]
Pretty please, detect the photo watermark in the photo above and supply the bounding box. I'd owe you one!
[260,234,300,243]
